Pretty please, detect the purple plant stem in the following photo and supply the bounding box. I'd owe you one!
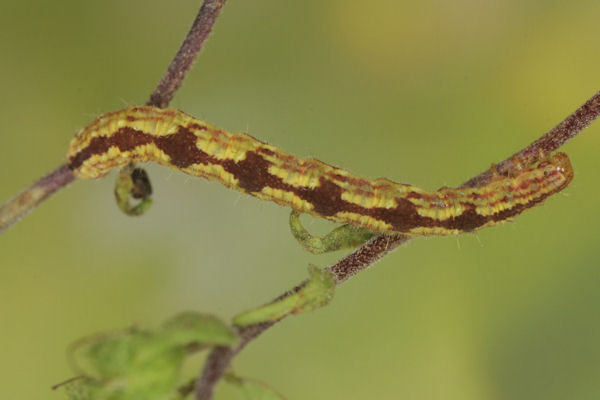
[147,0,227,108]
[462,91,600,188]
[0,165,75,233]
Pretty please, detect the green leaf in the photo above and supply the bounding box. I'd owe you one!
[160,311,238,348]
[233,265,335,327]
[225,374,285,400]
[114,165,153,217]
[65,312,236,400]
[289,210,375,254]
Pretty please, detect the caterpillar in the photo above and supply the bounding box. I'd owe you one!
[67,106,573,236]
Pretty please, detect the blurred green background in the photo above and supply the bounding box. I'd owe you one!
[1,1,599,399]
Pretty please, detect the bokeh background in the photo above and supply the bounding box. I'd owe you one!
[1,1,599,399]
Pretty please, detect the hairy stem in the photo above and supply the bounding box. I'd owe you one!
[0,165,74,234]
[147,0,227,108]
[194,90,600,400]
[194,234,408,400]
[462,91,600,188]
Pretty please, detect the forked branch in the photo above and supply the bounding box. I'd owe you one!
[0,2,598,400]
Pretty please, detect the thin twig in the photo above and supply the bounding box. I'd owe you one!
[0,0,227,234]
[193,233,407,399]
[147,0,227,108]
[194,90,600,400]
[462,91,600,188]
[0,165,75,233]
[195,323,272,400]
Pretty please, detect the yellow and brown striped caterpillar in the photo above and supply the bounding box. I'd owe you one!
[67,106,573,236]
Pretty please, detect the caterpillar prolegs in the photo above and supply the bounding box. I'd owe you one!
[67,106,573,236]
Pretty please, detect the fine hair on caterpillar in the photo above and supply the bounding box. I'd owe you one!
[67,106,574,236]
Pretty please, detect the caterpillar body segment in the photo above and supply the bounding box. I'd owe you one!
[67,106,574,236]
